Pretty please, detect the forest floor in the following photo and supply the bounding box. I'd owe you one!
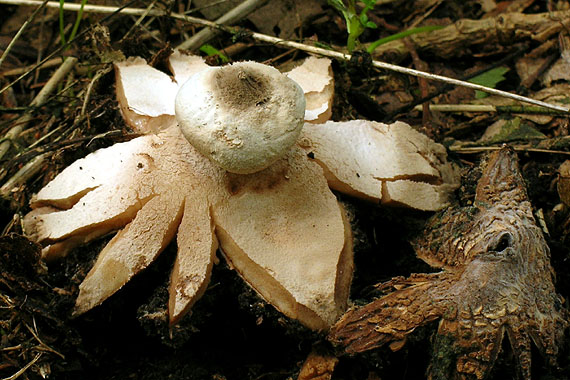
[1,0,570,379]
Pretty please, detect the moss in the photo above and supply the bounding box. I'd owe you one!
[429,333,460,380]
[485,117,546,144]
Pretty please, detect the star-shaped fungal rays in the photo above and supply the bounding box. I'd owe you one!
[25,126,352,329]
[24,53,459,330]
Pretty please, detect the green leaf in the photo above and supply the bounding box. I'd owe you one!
[199,44,229,63]
[59,0,88,53]
[328,0,347,14]
[366,25,444,53]
[468,66,510,99]
[365,21,377,29]
[328,0,377,53]
[68,0,88,44]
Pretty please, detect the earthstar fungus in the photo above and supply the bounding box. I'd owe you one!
[24,54,459,330]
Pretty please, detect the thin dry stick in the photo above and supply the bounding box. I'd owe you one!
[2,108,82,195]
[405,39,430,124]
[1,352,42,380]
[27,116,60,151]
[413,104,568,114]
[27,116,58,150]
[0,0,166,16]
[408,0,443,28]
[1,86,111,195]
[24,321,65,359]
[449,145,570,156]
[176,0,269,51]
[1,57,63,76]
[0,1,141,98]
[120,0,158,42]
[0,56,78,161]
[0,0,48,68]
[249,34,570,113]
[0,153,48,196]
[1,0,568,114]
[80,67,109,116]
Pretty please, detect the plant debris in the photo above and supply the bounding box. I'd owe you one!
[329,147,568,380]
[2,0,570,378]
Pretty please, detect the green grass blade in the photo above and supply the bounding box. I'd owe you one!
[199,44,229,63]
[69,0,89,43]
[366,25,444,53]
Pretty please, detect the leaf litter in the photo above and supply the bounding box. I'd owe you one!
[1,1,570,379]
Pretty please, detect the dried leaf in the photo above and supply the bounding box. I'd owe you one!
[248,0,324,39]
[543,57,570,86]
[297,350,338,380]
[558,160,570,207]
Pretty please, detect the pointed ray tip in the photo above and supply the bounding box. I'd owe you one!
[476,145,527,203]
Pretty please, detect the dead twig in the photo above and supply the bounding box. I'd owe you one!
[369,10,570,60]
[450,145,570,156]
[0,114,122,198]
[1,57,63,77]
[404,38,430,125]
[450,133,570,155]
[387,45,528,120]
[0,0,48,68]
[413,104,568,115]
[0,153,49,197]
[0,56,78,162]
[1,1,568,115]
[408,0,443,28]
[177,0,269,51]
[24,321,65,359]
[0,352,42,380]
[119,0,158,42]
[0,0,138,98]
[80,66,111,117]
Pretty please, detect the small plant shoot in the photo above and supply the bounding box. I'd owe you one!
[328,0,377,52]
